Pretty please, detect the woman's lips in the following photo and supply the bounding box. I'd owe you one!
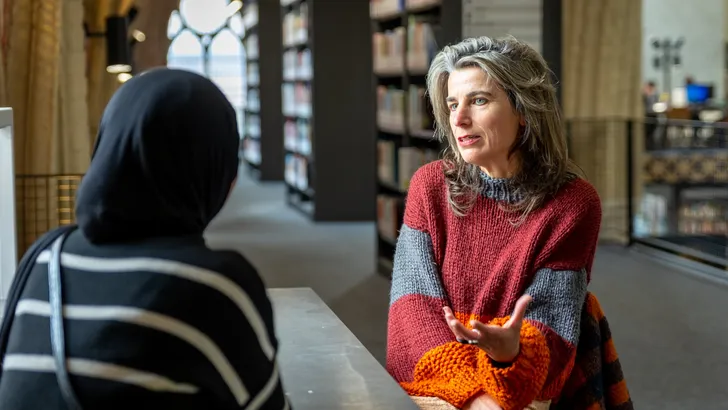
[457,135,481,147]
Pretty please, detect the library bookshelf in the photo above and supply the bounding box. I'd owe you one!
[372,0,461,277]
[241,0,284,181]
[281,0,376,221]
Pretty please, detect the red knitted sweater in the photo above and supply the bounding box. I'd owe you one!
[386,160,602,410]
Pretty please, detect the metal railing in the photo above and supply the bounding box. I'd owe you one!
[14,174,83,256]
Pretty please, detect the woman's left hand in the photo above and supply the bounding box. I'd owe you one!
[442,295,532,363]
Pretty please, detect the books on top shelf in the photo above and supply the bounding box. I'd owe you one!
[378,141,438,191]
[405,0,441,12]
[284,118,312,157]
[407,85,434,135]
[406,16,438,73]
[283,49,312,81]
[247,62,259,87]
[285,154,310,192]
[377,86,406,132]
[283,2,308,46]
[282,82,311,118]
[246,88,260,112]
[243,137,261,166]
[370,0,404,19]
[373,28,405,75]
[245,114,260,138]
[245,34,259,60]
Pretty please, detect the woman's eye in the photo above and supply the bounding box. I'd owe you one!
[448,103,458,111]
[474,98,487,105]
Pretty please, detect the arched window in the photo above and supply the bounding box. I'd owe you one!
[167,0,246,136]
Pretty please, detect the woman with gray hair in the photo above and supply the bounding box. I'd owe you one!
[386,36,611,410]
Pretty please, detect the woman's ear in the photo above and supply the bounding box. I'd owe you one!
[519,115,526,127]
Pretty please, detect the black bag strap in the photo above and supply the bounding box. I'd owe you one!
[0,225,76,375]
[48,231,83,410]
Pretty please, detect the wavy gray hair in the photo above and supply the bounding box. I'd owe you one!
[426,36,581,221]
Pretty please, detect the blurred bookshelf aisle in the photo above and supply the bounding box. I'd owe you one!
[204,164,391,363]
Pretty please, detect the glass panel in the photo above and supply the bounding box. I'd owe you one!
[179,0,229,35]
[228,13,245,38]
[167,10,183,40]
[209,29,245,135]
[167,29,205,75]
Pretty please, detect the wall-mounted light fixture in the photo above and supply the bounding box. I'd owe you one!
[131,29,146,43]
[106,16,132,74]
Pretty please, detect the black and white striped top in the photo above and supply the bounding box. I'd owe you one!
[0,230,290,410]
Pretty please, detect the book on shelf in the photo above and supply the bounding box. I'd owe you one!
[247,62,259,87]
[370,0,404,19]
[405,0,441,10]
[284,118,312,156]
[407,84,433,133]
[246,88,260,112]
[245,114,260,138]
[283,49,312,81]
[377,86,406,131]
[245,34,259,59]
[243,137,261,166]
[406,15,438,73]
[283,2,308,46]
[373,28,406,74]
[284,153,310,192]
[377,194,403,243]
[378,141,439,191]
[282,82,311,118]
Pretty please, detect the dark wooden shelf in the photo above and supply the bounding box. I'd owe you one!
[282,0,375,222]
[372,0,461,277]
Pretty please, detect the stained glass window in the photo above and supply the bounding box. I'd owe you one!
[167,0,246,136]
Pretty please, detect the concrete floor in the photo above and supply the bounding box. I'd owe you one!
[205,168,728,410]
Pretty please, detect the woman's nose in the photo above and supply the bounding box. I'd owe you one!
[453,106,471,127]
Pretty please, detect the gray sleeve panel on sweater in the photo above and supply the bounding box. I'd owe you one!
[389,224,446,306]
[524,268,588,346]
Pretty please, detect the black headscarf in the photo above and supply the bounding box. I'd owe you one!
[75,68,240,243]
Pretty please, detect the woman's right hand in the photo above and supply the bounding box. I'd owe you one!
[463,393,502,410]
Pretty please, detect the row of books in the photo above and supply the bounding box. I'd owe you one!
[377,194,404,244]
[244,113,260,138]
[284,118,312,157]
[285,153,310,192]
[378,140,439,191]
[373,28,405,73]
[370,0,442,19]
[242,137,261,166]
[246,88,260,112]
[283,3,308,46]
[377,86,407,130]
[247,62,259,87]
[376,85,433,133]
[282,82,312,118]
[283,49,312,81]
[372,19,438,74]
[370,0,404,18]
[244,34,258,60]
[406,16,438,73]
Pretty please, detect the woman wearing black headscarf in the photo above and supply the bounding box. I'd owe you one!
[0,68,290,410]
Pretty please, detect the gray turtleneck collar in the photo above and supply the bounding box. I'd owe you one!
[480,171,522,203]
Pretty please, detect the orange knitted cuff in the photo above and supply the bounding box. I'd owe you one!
[401,342,483,408]
[478,317,551,410]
